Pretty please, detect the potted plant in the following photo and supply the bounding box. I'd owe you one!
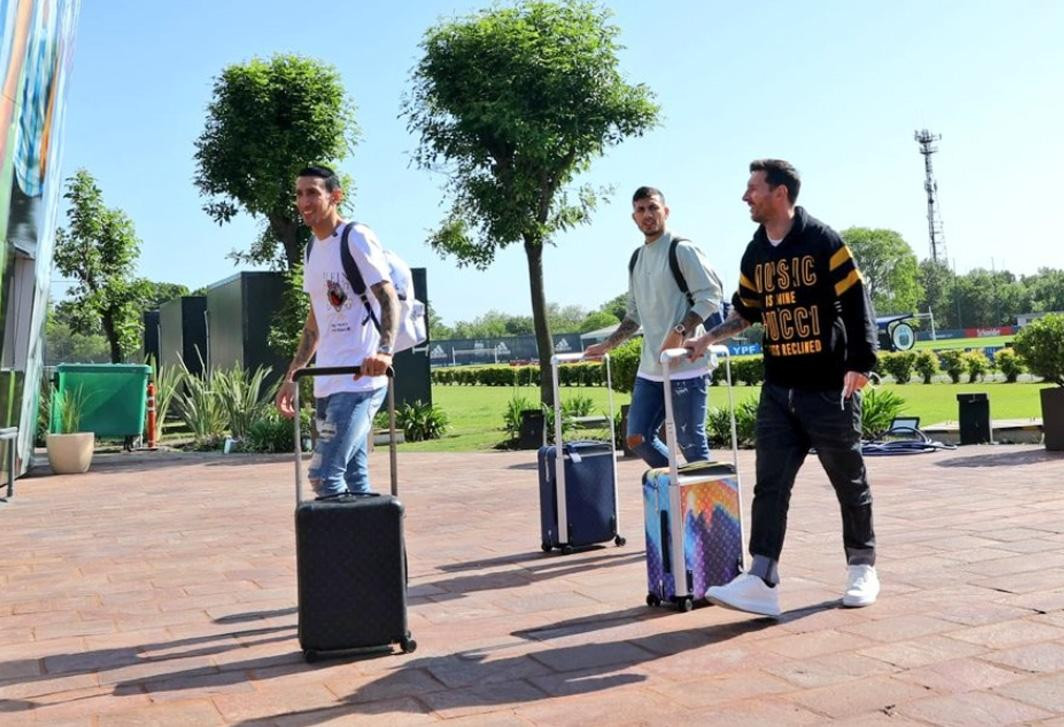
[47,385,94,474]
[1013,314,1064,451]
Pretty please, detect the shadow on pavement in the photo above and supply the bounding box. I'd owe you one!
[230,618,777,726]
[417,550,646,602]
[0,610,296,714]
[934,448,1064,468]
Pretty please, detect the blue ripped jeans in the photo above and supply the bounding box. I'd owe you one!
[626,374,710,468]
[308,387,387,498]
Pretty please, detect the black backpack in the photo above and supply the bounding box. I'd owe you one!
[628,237,729,328]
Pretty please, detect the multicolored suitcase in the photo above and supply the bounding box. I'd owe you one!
[538,352,626,554]
[643,345,745,611]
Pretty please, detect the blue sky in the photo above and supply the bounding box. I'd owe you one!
[55,0,1064,326]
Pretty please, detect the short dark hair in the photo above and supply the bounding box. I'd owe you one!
[749,159,800,203]
[632,186,665,204]
[298,165,341,192]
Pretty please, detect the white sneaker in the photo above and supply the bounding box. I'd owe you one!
[842,564,879,607]
[706,573,781,617]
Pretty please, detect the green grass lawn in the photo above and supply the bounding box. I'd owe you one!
[402,379,1051,452]
[914,335,1013,350]
[402,385,630,452]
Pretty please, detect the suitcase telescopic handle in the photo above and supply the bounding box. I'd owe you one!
[291,366,398,506]
[547,352,618,546]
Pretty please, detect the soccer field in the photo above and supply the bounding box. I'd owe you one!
[403,378,1048,452]
[915,335,1012,350]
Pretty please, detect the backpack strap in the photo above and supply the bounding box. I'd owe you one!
[668,237,695,307]
[305,237,314,263]
[339,222,382,333]
[629,238,693,306]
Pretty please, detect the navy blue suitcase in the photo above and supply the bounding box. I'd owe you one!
[538,440,624,552]
[537,353,626,554]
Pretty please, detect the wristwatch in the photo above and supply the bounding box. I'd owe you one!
[377,343,394,356]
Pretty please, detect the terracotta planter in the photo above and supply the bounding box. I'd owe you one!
[46,432,95,474]
[1041,386,1064,451]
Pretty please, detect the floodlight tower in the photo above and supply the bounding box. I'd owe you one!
[914,129,946,264]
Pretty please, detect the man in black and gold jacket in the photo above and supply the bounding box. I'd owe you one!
[685,159,879,618]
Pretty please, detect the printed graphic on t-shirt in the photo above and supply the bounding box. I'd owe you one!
[323,273,353,334]
[326,277,348,310]
[752,254,824,358]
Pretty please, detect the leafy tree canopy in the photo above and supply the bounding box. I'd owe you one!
[194,54,358,270]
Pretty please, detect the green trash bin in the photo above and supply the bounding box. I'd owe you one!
[50,364,151,438]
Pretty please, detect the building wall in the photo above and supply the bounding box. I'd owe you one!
[0,0,80,477]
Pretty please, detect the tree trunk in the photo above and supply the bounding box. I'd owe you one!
[523,236,555,407]
[269,214,301,271]
[101,310,122,363]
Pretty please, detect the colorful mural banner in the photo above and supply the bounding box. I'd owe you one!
[0,0,80,478]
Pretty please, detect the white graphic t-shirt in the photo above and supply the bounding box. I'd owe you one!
[302,222,390,397]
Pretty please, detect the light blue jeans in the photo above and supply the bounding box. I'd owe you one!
[627,374,710,468]
[308,387,388,498]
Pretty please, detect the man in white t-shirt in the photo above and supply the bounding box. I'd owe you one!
[275,166,399,497]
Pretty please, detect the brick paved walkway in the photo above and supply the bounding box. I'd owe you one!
[2,444,1063,725]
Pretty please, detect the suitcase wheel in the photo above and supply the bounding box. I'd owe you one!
[646,593,661,607]
[541,542,552,553]
[614,535,626,547]
[400,636,418,654]
[560,544,574,555]
[303,649,319,663]
[678,597,694,613]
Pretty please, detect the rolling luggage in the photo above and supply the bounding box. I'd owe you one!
[538,352,626,554]
[292,366,415,661]
[643,346,745,611]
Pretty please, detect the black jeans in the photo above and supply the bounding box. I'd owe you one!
[749,382,876,567]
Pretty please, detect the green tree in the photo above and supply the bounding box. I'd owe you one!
[579,310,620,333]
[403,0,659,404]
[45,302,110,364]
[547,303,587,333]
[599,292,627,321]
[952,268,1027,328]
[194,54,358,271]
[426,304,454,340]
[266,264,307,358]
[841,227,922,315]
[1022,268,1064,314]
[141,281,190,308]
[918,258,956,328]
[53,170,151,363]
[452,311,511,339]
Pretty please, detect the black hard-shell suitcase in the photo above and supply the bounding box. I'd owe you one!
[292,366,415,661]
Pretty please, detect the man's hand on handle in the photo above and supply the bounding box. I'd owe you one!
[358,352,393,379]
[275,379,297,420]
[683,334,712,361]
[842,370,870,399]
[660,328,685,355]
[584,342,610,358]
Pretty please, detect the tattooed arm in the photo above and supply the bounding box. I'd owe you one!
[682,309,752,360]
[276,308,319,418]
[585,317,640,357]
[660,310,711,353]
[359,280,400,377]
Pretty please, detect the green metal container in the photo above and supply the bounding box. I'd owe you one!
[50,364,150,438]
